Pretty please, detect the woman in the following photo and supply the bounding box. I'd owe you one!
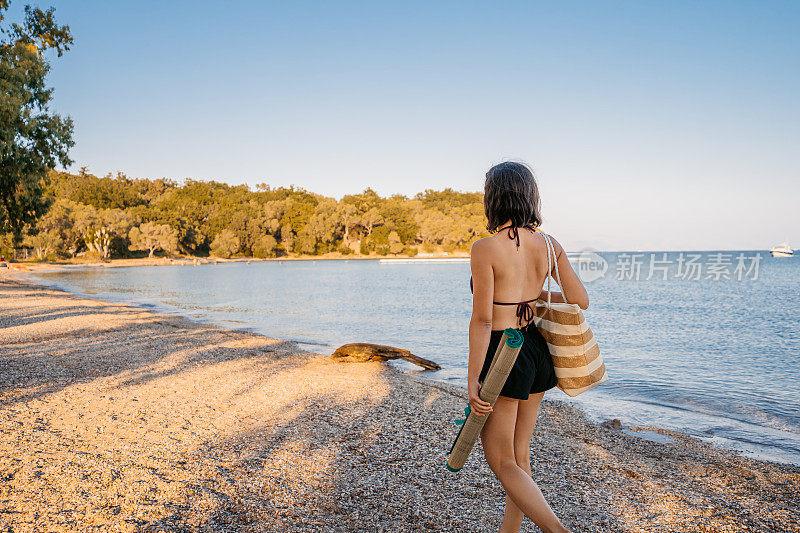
[468,161,589,533]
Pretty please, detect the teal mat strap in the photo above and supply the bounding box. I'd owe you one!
[454,405,470,426]
[504,327,524,348]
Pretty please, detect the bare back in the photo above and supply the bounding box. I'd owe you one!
[470,226,589,332]
[486,228,549,329]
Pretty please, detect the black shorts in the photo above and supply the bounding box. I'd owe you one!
[478,326,557,400]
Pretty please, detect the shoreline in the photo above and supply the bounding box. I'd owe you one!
[3,246,785,274]
[1,252,472,273]
[22,262,799,467]
[22,262,800,467]
[1,271,798,531]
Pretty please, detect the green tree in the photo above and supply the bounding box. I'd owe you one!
[35,198,79,255]
[167,218,206,255]
[415,208,449,246]
[371,225,391,246]
[210,229,240,258]
[294,229,316,255]
[100,207,136,257]
[360,207,384,238]
[48,170,148,210]
[341,188,381,214]
[359,237,372,255]
[84,227,112,259]
[129,222,179,258]
[279,225,295,254]
[336,202,357,243]
[252,234,277,258]
[281,192,318,231]
[0,4,74,241]
[306,198,341,250]
[380,196,418,244]
[388,231,403,254]
[24,228,62,259]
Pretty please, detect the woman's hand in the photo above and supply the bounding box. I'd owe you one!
[468,379,493,416]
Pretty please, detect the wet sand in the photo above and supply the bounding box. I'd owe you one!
[1,271,797,532]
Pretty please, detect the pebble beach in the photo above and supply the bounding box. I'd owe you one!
[1,271,798,532]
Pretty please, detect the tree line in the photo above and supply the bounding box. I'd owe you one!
[6,170,488,260]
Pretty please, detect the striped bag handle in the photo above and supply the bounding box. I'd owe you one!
[541,232,568,310]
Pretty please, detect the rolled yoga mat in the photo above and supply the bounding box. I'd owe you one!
[446,328,525,472]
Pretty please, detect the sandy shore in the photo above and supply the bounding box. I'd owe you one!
[1,271,798,532]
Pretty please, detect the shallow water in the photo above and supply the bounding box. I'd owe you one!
[34,252,800,464]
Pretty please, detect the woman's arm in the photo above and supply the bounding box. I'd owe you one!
[467,239,494,416]
[548,237,589,309]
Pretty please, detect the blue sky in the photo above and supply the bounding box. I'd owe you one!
[20,1,800,250]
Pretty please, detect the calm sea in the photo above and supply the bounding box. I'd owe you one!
[34,252,800,465]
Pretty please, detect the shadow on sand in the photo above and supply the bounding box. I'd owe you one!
[2,278,796,532]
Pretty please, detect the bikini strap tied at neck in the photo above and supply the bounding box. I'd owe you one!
[497,223,537,251]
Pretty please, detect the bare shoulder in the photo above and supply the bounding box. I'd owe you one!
[470,236,492,253]
[470,236,495,262]
[539,231,565,257]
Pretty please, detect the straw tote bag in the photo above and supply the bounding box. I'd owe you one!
[532,233,608,396]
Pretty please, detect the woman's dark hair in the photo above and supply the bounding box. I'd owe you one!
[483,161,542,233]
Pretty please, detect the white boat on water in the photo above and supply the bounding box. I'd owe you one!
[770,243,794,257]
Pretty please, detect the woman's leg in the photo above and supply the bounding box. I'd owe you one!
[497,392,544,533]
[481,395,569,533]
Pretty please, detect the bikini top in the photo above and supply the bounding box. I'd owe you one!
[469,224,540,326]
